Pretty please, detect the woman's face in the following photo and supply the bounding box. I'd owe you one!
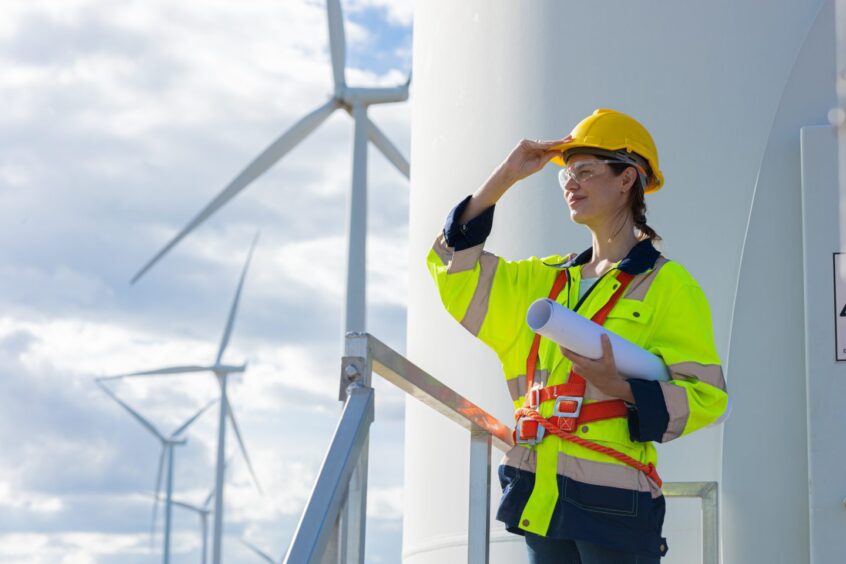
[561,154,634,227]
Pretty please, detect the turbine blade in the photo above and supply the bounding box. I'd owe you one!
[202,490,214,510]
[98,365,215,381]
[151,447,166,545]
[326,0,346,89]
[367,117,410,178]
[215,232,259,364]
[145,490,203,514]
[171,498,204,513]
[97,381,166,441]
[172,398,219,438]
[241,539,276,563]
[130,99,339,284]
[225,396,262,494]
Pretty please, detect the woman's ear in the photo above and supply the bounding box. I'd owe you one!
[620,166,638,193]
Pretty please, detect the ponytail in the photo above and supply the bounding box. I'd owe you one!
[630,183,661,242]
[608,159,662,242]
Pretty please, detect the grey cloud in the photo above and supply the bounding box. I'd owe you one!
[0,329,38,356]
[8,11,149,66]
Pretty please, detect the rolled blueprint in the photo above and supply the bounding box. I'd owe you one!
[526,298,670,381]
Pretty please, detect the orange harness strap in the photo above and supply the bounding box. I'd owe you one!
[515,406,663,488]
[516,268,664,489]
[525,269,569,389]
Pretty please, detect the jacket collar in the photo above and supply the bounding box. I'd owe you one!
[553,239,661,275]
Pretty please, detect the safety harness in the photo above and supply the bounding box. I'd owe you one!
[512,268,663,488]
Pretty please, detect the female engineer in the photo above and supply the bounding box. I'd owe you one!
[426,109,728,563]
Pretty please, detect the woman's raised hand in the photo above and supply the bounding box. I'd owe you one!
[458,135,572,224]
[496,136,572,184]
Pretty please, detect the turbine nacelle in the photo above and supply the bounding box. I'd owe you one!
[337,85,410,108]
[211,363,247,376]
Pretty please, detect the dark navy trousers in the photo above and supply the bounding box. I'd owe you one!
[525,532,661,564]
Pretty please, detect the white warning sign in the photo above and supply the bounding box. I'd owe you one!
[834,253,846,361]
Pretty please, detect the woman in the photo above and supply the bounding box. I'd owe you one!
[426,109,728,563]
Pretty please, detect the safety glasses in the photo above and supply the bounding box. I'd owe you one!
[557,159,622,189]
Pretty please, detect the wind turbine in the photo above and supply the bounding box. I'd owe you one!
[96,381,217,564]
[149,456,234,564]
[109,233,263,564]
[130,0,410,337]
[172,497,212,564]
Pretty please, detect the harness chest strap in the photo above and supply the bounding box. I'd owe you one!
[514,267,664,488]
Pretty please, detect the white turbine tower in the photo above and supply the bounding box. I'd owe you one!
[129,0,410,336]
[96,381,217,564]
[115,234,262,564]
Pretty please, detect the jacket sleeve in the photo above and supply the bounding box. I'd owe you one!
[627,283,728,443]
[426,195,550,357]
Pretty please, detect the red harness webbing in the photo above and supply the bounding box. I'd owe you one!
[524,270,569,389]
[516,268,663,488]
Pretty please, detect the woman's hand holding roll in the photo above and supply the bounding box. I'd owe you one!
[560,333,636,404]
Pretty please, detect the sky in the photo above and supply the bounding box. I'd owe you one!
[0,0,413,562]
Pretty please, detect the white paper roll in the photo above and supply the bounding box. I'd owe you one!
[526,298,670,382]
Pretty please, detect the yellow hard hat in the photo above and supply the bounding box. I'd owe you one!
[551,108,664,194]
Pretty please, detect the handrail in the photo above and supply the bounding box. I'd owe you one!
[341,332,513,452]
[285,332,719,564]
[283,384,374,564]
[662,481,719,564]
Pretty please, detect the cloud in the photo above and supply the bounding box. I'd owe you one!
[0,483,63,514]
[0,0,411,561]
[367,485,403,519]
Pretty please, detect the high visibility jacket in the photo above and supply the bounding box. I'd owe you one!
[426,196,728,558]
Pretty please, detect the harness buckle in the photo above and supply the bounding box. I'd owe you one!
[527,388,541,408]
[553,396,583,432]
[553,396,583,418]
[514,417,545,445]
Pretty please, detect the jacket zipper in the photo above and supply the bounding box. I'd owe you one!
[572,268,615,313]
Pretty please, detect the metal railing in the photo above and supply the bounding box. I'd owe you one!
[662,481,719,564]
[283,332,719,564]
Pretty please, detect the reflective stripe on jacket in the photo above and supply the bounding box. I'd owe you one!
[426,195,728,558]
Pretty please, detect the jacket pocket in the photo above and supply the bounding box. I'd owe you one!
[498,463,522,494]
[563,478,638,517]
[604,298,654,348]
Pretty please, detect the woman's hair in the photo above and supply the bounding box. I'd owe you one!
[607,158,661,242]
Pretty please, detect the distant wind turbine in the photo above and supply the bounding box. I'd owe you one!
[172,497,212,564]
[110,233,262,564]
[130,0,410,337]
[97,381,217,564]
[148,456,234,564]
